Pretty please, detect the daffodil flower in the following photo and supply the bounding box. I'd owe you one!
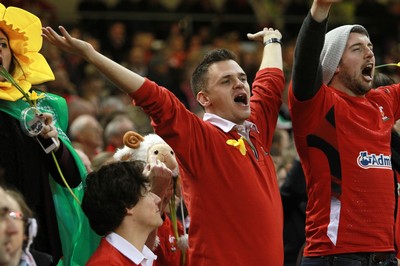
[27,91,46,107]
[226,136,247,156]
[375,62,400,69]
[0,65,45,108]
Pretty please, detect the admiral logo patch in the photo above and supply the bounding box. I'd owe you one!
[357,151,391,169]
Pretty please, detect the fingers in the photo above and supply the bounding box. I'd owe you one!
[47,124,58,138]
[41,112,53,124]
[247,27,282,42]
[42,26,70,48]
[42,26,59,44]
[142,163,151,176]
[38,113,57,139]
[143,159,172,180]
[58,26,72,41]
[42,26,93,59]
[40,123,58,139]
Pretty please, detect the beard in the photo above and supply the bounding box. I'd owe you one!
[338,68,372,96]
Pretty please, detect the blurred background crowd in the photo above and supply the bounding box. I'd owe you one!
[1,0,399,265]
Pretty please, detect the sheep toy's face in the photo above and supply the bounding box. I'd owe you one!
[147,143,178,173]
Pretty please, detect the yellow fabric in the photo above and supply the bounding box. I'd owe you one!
[226,137,247,156]
[0,3,54,102]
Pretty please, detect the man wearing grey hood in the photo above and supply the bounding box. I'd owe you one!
[288,0,400,265]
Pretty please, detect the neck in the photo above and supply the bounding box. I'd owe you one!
[0,256,20,266]
[115,221,153,252]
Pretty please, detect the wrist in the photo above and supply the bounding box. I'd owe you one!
[263,38,281,46]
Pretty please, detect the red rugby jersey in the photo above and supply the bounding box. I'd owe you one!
[289,84,400,256]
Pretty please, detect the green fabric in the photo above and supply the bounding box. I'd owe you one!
[0,92,100,265]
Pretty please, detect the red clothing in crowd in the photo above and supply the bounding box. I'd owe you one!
[289,82,400,256]
[289,12,400,257]
[130,67,285,265]
[86,238,140,266]
[154,215,187,266]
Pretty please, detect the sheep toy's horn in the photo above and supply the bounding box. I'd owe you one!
[123,131,145,149]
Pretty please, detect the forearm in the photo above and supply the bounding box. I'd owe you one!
[247,28,282,70]
[292,12,327,101]
[46,141,82,187]
[259,39,283,70]
[310,0,333,22]
[85,47,145,94]
[43,26,146,95]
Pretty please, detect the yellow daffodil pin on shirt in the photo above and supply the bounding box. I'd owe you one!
[226,136,247,156]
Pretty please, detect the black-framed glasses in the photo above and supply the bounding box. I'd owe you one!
[0,207,24,221]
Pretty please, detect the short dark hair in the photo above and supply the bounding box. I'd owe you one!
[81,161,149,236]
[350,25,369,38]
[191,49,238,97]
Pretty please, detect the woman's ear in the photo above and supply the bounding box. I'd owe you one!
[197,91,210,107]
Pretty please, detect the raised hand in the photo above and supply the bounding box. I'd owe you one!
[311,0,342,22]
[247,27,282,43]
[42,26,94,60]
[143,158,174,213]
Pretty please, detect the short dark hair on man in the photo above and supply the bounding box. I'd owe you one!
[350,25,369,38]
[191,49,238,97]
[81,161,149,236]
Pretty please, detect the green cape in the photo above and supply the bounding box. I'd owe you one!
[0,92,100,265]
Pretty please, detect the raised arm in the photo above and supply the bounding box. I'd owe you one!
[247,27,283,70]
[310,0,338,22]
[42,26,144,94]
[291,0,340,101]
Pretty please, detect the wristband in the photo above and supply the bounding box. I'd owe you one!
[263,38,281,46]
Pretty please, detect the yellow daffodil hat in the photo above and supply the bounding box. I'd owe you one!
[0,3,54,101]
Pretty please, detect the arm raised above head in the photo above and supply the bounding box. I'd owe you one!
[291,0,341,101]
[311,0,341,22]
[247,27,283,70]
[42,26,145,94]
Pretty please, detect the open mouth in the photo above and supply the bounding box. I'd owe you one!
[234,93,248,106]
[362,63,373,80]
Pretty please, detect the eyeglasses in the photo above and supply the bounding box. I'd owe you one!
[0,207,24,221]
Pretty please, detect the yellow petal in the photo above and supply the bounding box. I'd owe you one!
[237,138,247,155]
[30,91,45,100]
[0,3,55,89]
[226,139,238,146]
[226,137,246,156]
